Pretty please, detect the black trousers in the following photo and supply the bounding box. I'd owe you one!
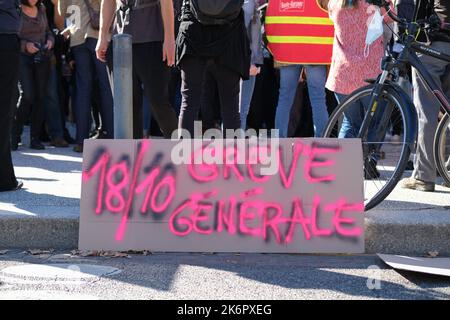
[107,41,178,139]
[200,69,222,131]
[14,54,50,140]
[133,42,178,138]
[247,57,278,132]
[0,34,20,191]
[179,55,241,136]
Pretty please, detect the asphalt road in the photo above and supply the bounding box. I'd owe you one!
[0,252,449,300]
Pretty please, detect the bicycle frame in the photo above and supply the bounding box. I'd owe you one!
[408,42,450,112]
[357,36,450,141]
[353,0,450,140]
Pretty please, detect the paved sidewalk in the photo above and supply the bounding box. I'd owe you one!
[0,141,449,255]
[1,253,449,300]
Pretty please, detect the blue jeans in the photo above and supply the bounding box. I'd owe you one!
[239,75,256,130]
[15,54,50,139]
[72,38,113,144]
[306,65,329,137]
[335,93,385,145]
[45,60,64,140]
[275,65,329,137]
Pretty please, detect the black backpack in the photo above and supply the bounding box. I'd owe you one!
[189,0,244,25]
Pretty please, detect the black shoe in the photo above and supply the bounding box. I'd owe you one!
[50,137,69,148]
[0,180,23,192]
[30,139,45,150]
[364,158,381,180]
[14,180,24,191]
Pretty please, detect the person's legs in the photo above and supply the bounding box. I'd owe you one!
[0,34,20,191]
[134,42,178,138]
[169,68,182,116]
[72,42,94,146]
[335,93,365,139]
[45,59,65,142]
[86,38,114,139]
[179,55,207,136]
[411,41,450,184]
[90,84,102,136]
[275,65,302,137]
[14,55,34,144]
[239,75,256,131]
[58,60,75,144]
[132,74,144,139]
[261,56,279,131]
[212,62,241,133]
[304,65,328,137]
[336,92,382,179]
[30,59,51,146]
[200,66,220,132]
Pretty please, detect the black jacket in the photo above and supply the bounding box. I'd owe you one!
[176,1,251,80]
[416,0,449,42]
[0,0,21,34]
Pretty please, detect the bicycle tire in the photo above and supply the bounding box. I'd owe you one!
[323,84,415,211]
[434,113,450,186]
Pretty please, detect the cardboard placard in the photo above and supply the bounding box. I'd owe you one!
[79,139,364,253]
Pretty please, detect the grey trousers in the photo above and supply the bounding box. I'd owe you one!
[412,41,450,183]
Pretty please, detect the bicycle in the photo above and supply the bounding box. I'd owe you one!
[322,0,450,211]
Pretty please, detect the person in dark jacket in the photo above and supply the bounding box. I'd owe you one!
[400,0,450,191]
[176,0,251,137]
[0,0,23,191]
[12,0,54,150]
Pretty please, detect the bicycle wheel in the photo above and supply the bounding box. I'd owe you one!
[323,85,413,211]
[434,113,450,186]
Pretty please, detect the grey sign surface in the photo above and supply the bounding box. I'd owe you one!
[79,139,364,253]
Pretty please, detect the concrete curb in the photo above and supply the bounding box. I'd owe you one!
[0,216,79,249]
[365,207,450,255]
[1,208,449,255]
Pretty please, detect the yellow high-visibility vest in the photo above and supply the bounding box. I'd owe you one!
[265,0,334,64]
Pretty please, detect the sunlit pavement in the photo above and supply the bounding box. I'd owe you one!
[0,252,450,300]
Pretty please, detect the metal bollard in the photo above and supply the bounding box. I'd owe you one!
[113,34,133,139]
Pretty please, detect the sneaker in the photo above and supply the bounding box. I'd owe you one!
[364,158,381,180]
[50,137,69,148]
[30,138,45,150]
[73,144,83,153]
[400,177,435,192]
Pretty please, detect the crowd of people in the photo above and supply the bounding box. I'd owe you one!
[0,0,448,193]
